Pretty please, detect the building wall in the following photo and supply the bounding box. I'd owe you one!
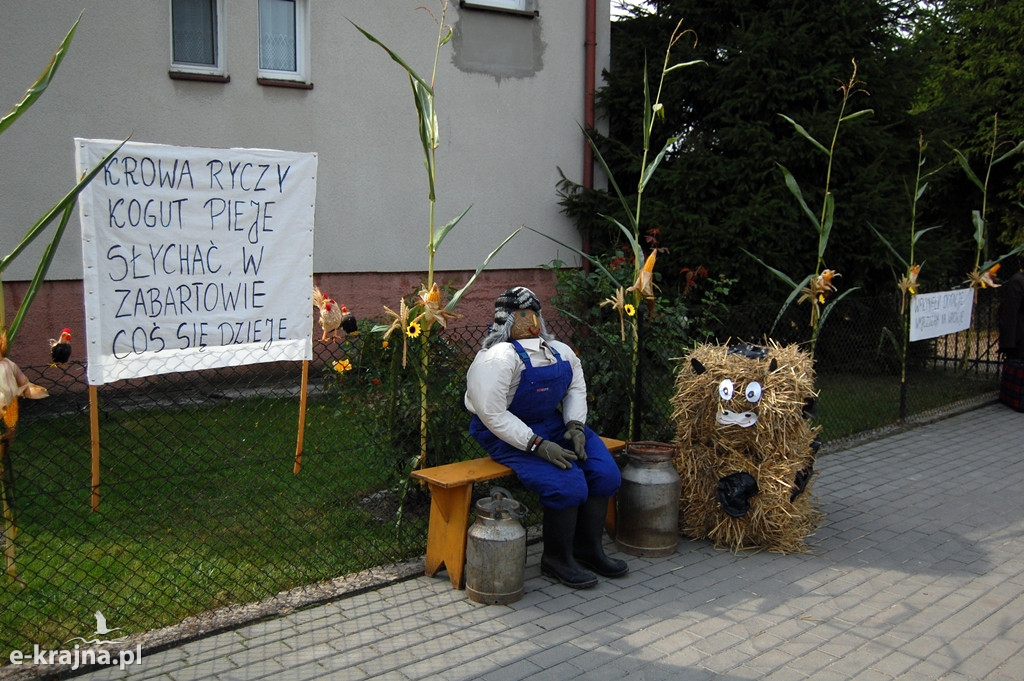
[0,1,610,365]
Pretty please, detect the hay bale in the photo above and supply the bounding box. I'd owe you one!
[671,341,822,553]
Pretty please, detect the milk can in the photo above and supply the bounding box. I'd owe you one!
[465,487,528,605]
[615,441,681,557]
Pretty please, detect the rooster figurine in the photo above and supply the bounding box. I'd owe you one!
[314,286,358,341]
[49,328,72,365]
[313,287,341,342]
[340,305,358,335]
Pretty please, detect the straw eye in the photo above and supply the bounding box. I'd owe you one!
[745,382,763,403]
[718,378,734,401]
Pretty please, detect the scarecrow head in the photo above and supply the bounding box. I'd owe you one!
[481,286,554,349]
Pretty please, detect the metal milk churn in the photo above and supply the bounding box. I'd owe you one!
[615,441,681,557]
[465,487,528,605]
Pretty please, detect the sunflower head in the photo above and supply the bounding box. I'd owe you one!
[406,321,422,338]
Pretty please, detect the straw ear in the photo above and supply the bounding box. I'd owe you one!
[691,357,706,374]
[802,397,818,420]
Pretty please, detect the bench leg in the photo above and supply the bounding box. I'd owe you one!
[422,483,474,589]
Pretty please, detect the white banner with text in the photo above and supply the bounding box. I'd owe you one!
[909,288,974,342]
[76,139,316,385]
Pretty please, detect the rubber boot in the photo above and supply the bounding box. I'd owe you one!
[573,496,629,578]
[540,506,598,589]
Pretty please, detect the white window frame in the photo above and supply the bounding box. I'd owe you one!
[169,0,228,79]
[258,0,311,85]
[460,0,538,17]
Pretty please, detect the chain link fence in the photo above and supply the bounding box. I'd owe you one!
[0,289,1002,657]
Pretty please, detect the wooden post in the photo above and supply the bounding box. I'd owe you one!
[89,384,100,512]
[293,359,309,474]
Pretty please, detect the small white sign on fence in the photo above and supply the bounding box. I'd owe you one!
[76,139,317,385]
[909,288,974,342]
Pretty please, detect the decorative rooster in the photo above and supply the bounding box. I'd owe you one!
[313,287,357,341]
[49,328,72,365]
[340,305,358,335]
[313,286,342,342]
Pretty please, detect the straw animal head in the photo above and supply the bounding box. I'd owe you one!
[672,341,822,553]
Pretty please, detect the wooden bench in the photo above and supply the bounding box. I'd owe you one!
[411,437,627,589]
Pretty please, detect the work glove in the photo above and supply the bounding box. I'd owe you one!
[563,420,588,461]
[532,439,578,470]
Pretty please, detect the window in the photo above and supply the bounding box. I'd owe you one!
[170,0,228,79]
[258,0,311,86]
[460,0,538,17]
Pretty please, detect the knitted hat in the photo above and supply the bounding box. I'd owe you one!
[493,286,542,328]
[481,286,551,350]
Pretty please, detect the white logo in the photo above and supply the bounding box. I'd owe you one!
[8,611,142,671]
[65,611,126,645]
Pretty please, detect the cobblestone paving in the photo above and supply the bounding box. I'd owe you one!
[67,402,1024,680]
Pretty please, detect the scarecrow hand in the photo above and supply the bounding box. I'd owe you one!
[534,440,577,470]
[563,421,587,461]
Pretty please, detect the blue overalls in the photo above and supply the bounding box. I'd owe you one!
[469,341,621,510]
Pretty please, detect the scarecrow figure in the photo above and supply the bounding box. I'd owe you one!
[671,341,822,553]
[465,286,628,589]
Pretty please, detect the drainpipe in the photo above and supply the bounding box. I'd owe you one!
[584,0,597,190]
[582,0,597,257]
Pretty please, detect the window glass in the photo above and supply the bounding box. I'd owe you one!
[259,0,297,72]
[172,0,217,66]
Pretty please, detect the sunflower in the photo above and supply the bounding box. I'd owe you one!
[624,303,636,317]
[406,321,422,338]
[333,359,352,374]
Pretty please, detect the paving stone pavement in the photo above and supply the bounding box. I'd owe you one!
[71,401,1024,680]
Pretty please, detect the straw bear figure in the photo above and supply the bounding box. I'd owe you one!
[671,342,823,553]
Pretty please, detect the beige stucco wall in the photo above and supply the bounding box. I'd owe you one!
[0,1,609,279]
[0,1,609,364]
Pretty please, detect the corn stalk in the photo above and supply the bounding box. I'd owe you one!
[534,19,703,440]
[868,134,941,418]
[949,114,1024,371]
[1,12,127,583]
[352,1,518,472]
[745,59,870,357]
[951,114,1024,292]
